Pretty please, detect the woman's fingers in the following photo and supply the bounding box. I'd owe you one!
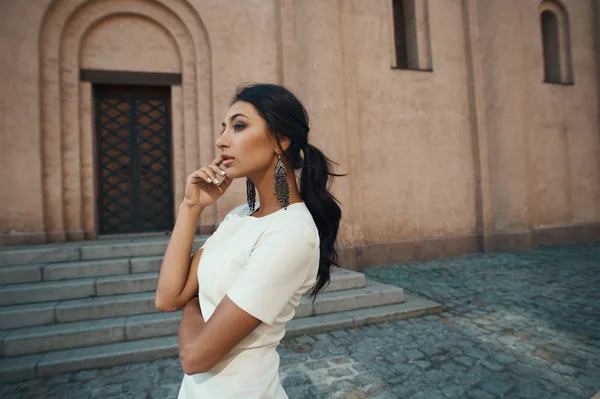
[189,169,207,184]
[193,167,215,184]
[208,164,227,179]
[190,162,229,186]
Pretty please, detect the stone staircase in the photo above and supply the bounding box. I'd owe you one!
[0,236,442,383]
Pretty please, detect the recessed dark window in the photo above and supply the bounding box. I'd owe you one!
[391,0,432,71]
[541,10,561,82]
[539,1,573,84]
[393,0,409,69]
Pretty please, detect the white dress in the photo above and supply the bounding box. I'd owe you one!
[178,201,320,399]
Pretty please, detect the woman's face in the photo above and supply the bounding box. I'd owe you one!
[216,101,275,179]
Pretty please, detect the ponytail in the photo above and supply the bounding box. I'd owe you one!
[301,143,344,301]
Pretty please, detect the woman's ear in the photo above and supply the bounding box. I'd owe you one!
[272,135,291,154]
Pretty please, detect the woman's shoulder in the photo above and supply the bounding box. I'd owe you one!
[276,202,316,227]
[265,204,319,245]
[223,202,318,238]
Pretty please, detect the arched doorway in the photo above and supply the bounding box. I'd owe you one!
[39,0,213,241]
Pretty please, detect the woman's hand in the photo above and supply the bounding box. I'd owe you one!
[183,158,233,209]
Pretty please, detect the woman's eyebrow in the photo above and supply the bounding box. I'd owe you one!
[229,113,248,121]
[221,113,248,129]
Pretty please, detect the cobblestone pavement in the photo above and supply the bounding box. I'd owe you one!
[1,242,599,398]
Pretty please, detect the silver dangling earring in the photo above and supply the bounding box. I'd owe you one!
[246,177,256,214]
[274,154,289,209]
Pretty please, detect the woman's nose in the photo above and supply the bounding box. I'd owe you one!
[216,132,228,149]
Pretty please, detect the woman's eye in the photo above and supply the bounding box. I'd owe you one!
[233,123,245,131]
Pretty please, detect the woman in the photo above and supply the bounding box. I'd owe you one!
[155,83,343,398]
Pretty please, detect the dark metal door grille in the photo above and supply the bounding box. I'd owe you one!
[95,86,174,234]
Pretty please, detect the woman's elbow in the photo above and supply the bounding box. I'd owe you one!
[180,346,208,375]
[154,295,179,312]
[181,359,204,376]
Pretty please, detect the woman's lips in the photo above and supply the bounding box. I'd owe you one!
[222,158,234,167]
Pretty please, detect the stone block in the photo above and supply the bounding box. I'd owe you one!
[44,259,129,281]
[0,279,96,306]
[81,241,168,260]
[3,317,126,356]
[0,246,80,267]
[286,311,355,337]
[125,312,181,340]
[313,281,404,315]
[295,297,313,318]
[0,302,58,329]
[55,292,156,323]
[95,273,158,296]
[319,267,366,293]
[0,264,42,284]
[0,354,42,383]
[130,256,163,273]
[0,329,12,357]
[36,336,178,377]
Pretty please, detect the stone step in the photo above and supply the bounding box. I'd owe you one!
[1,256,366,289]
[286,293,443,337]
[0,264,44,284]
[0,265,366,305]
[0,256,166,285]
[0,293,442,382]
[320,266,367,293]
[0,293,157,329]
[0,274,161,306]
[0,258,160,285]
[1,312,182,357]
[95,273,159,296]
[0,276,380,331]
[44,258,131,281]
[296,280,405,317]
[0,236,207,267]
[0,274,162,306]
[0,278,98,306]
[0,336,180,383]
[0,277,383,357]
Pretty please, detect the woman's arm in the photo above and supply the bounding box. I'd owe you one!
[179,296,206,357]
[178,296,262,375]
[155,202,204,312]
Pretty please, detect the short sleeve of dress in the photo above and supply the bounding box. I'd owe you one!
[200,235,211,250]
[226,223,318,326]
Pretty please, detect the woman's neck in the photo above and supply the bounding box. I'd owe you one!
[250,170,302,217]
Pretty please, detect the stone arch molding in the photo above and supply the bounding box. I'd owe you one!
[39,0,213,242]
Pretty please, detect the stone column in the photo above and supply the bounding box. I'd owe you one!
[475,0,534,252]
[461,0,493,252]
[290,0,357,267]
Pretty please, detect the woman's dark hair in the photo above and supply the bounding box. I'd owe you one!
[231,83,344,301]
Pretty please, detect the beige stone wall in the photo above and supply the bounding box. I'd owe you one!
[475,0,600,252]
[0,0,53,244]
[523,0,600,227]
[339,0,478,243]
[0,0,599,260]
